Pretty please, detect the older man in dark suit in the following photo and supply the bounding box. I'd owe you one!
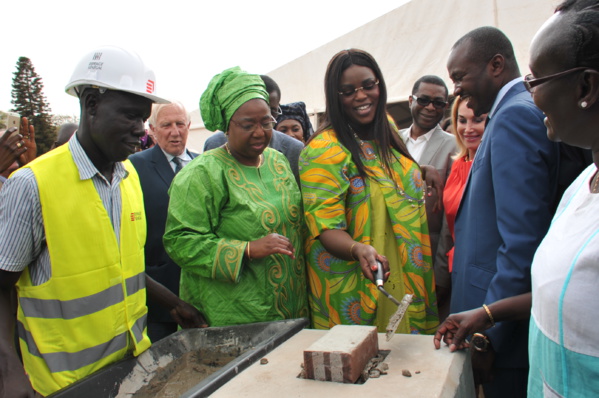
[129,101,198,342]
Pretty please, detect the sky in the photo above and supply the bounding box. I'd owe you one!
[2,0,411,118]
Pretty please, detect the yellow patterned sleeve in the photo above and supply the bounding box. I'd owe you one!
[299,131,352,239]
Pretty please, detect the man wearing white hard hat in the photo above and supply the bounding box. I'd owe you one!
[0,45,207,397]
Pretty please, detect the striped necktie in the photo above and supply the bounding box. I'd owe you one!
[172,156,183,174]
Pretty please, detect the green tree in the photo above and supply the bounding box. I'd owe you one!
[11,57,56,155]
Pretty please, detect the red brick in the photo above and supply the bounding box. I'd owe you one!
[303,325,378,383]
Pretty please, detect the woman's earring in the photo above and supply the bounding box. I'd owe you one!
[580,101,588,109]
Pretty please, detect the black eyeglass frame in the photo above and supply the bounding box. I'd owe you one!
[524,67,590,93]
[411,95,448,110]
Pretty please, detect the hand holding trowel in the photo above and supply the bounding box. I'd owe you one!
[375,261,413,341]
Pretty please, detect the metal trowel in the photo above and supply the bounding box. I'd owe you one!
[375,261,413,341]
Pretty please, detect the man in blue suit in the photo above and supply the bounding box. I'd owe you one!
[129,101,200,342]
[446,27,559,397]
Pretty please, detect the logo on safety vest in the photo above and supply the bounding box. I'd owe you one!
[130,212,142,221]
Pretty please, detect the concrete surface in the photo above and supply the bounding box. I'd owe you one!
[212,329,475,398]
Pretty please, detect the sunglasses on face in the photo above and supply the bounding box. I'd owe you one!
[411,95,447,109]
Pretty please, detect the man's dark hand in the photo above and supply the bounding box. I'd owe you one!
[170,301,209,329]
[0,128,27,173]
[17,118,36,167]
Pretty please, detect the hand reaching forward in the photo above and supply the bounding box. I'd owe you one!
[433,307,490,351]
[170,301,209,329]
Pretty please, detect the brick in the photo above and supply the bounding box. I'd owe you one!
[303,325,378,383]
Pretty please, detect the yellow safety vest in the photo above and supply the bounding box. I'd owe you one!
[16,143,150,396]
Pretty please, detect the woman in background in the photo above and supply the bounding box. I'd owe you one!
[276,101,313,143]
[435,96,487,320]
[300,49,438,334]
[441,96,487,272]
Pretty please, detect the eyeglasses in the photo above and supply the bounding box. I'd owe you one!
[524,67,589,93]
[271,106,283,117]
[229,116,277,134]
[338,80,380,97]
[411,95,448,109]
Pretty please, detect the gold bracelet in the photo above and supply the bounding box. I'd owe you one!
[349,242,358,261]
[482,304,495,327]
[247,242,251,260]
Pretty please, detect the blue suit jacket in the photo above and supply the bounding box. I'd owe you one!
[129,145,197,323]
[450,82,559,368]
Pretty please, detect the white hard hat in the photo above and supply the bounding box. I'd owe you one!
[65,45,169,104]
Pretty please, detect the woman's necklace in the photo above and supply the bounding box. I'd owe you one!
[225,143,263,167]
[348,124,377,159]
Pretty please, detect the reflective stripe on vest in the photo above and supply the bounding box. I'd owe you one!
[18,316,147,374]
[19,273,145,319]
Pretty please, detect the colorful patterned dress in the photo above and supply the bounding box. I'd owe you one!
[299,128,438,334]
[164,147,309,327]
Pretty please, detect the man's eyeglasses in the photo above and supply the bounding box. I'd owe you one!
[230,116,277,134]
[271,106,283,117]
[411,95,448,109]
[524,67,589,93]
[338,80,379,97]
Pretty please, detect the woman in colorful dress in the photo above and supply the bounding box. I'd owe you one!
[300,49,438,334]
[164,66,308,327]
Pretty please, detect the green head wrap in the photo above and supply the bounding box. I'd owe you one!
[200,66,269,132]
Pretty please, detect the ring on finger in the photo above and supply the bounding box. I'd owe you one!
[16,142,23,148]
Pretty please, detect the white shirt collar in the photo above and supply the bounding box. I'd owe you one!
[488,77,523,120]
[402,125,437,143]
[160,147,191,162]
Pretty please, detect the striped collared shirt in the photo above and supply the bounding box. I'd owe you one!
[0,135,128,285]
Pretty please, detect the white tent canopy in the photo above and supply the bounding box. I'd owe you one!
[266,0,556,127]
[189,0,558,150]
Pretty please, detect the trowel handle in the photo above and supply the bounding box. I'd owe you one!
[375,260,384,287]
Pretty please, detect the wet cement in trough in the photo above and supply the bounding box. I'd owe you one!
[130,348,241,397]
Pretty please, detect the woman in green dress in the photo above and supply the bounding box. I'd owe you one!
[164,66,308,327]
[300,49,438,334]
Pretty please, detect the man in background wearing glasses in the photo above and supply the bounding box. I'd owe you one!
[400,75,457,321]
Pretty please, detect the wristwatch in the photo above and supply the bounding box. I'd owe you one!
[471,333,490,352]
